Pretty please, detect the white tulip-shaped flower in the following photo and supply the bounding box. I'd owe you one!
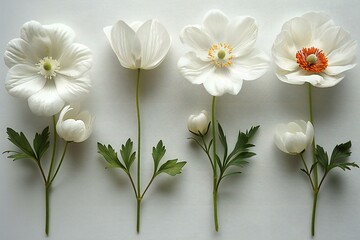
[56,105,93,142]
[104,19,171,70]
[4,21,93,116]
[178,9,269,96]
[272,12,357,87]
[274,120,314,155]
[187,110,210,135]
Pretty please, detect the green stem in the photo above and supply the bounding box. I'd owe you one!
[308,83,319,237]
[49,142,70,185]
[141,174,156,199]
[299,153,315,190]
[135,69,142,233]
[45,184,50,236]
[47,115,57,181]
[211,96,219,232]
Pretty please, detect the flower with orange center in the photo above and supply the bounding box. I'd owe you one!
[178,10,269,96]
[272,12,357,88]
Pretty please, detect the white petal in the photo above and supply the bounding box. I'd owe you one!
[28,81,65,116]
[317,73,344,88]
[272,31,299,71]
[5,64,46,98]
[137,20,171,69]
[180,26,212,60]
[58,43,92,77]
[283,70,324,86]
[281,17,312,49]
[43,23,76,58]
[4,39,39,67]
[287,121,304,133]
[226,16,258,56]
[284,132,307,154]
[59,119,86,142]
[232,49,269,81]
[305,121,314,146]
[274,124,289,154]
[55,74,91,103]
[301,12,335,37]
[202,10,229,42]
[177,52,214,84]
[203,68,243,96]
[19,21,51,59]
[107,20,137,69]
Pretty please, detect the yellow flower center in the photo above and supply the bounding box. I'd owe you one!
[296,47,328,73]
[36,57,60,79]
[208,43,234,68]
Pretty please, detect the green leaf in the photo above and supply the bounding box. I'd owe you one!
[156,159,186,176]
[120,138,136,170]
[3,150,34,161]
[221,171,242,180]
[152,140,166,171]
[315,145,329,170]
[6,128,36,159]
[218,122,228,162]
[329,162,359,171]
[330,141,351,164]
[33,127,50,160]
[97,143,126,171]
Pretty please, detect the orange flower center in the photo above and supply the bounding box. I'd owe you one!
[296,47,328,73]
[208,43,234,68]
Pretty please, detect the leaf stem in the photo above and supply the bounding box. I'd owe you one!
[135,68,142,233]
[36,161,47,183]
[311,189,319,236]
[47,115,57,181]
[45,183,50,236]
[211,96,219,232]
[299,153,315,190]
[141,174,156,199]
[200,135,215,171]
[127,173,138,198]
[49,141,70,185]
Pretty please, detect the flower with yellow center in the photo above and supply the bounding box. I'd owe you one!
[272,12,357,87]
[178,9,269,96]
[4,21,93,116]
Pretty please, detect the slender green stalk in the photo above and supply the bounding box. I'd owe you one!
[141,175,156,199]
[47,116,57,181]
[211,96,219,232]
[135,69,142,233]
[308,83,319,237]
[45,184,50,236]
[299,153,315,191]
[50,142,70,185]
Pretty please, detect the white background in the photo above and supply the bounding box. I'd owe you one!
[1,0,360,239]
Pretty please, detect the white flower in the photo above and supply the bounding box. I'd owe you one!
[187,110,210,135]
[272,12,357,87]
[178,9,269,96]
[104,19,171,70]
[4,21,92,117]
[274,120,314,155]
[56,105,94,142]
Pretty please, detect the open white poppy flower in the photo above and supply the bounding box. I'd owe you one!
[4,21,92,116]
[272,12,357,87]
[178,9,269,96]
[104,19,171,70]
[56,104,93,142]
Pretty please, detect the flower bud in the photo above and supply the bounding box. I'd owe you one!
[274,120,314,155]
[56,105,94,142]
[187,110,210,136]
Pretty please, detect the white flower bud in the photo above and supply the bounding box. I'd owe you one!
[56,105,94,142]
[274,120,314,155]
[187,110,210,136]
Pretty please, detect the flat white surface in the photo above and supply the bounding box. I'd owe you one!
[1,0,360,239]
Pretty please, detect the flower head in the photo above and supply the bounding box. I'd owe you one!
[104,19,171,70]
[178,9,269,96]
[56,105,94,142]
[4,21,93,116]
[272,12,357,87]
[187,110,210,136]
[274,120,314,155]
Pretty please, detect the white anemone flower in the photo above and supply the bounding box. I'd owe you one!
[104,19,171,70]
[187,110,210,136]
[272,12,357,87]
[274,120,314,155]
[4,21,92,116]
[177,9,269,96]
[56,105,94,143]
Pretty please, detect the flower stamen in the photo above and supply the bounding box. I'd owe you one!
[208,43,234,68]
[36,57,60,79]
[296,47,328,73]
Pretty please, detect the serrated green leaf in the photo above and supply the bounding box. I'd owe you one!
[218,122,228,162]
[3,150,34,161]
[152,140,166,171]
[246,125,260,139]
[156,159,186,176]
[120,138,136,170]
[222,171,242,179]
[33,127,50,160]
[315,145,329,170]
[328,162,359,171]
[97,143,126,171]
[330,141,352,164]
[6,128,36,159]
